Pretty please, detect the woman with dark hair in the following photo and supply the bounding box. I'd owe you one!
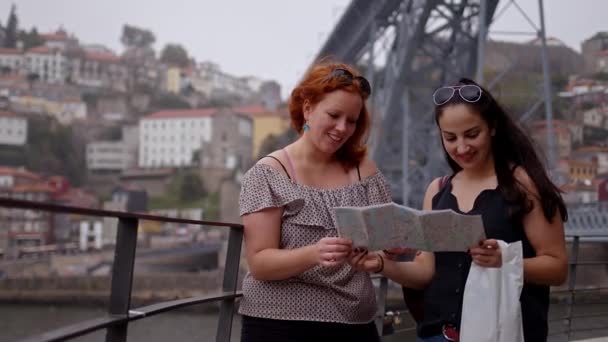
[238,61,431,342]
[384,78,568,341]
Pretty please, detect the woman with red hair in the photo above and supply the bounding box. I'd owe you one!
[238,61,430,341]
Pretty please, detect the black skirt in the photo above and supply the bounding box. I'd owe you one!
[241,315,380,342]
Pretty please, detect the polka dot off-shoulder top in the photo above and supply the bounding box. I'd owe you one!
[238,163,393,323]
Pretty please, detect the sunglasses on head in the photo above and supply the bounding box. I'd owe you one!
[326,68,372,96]
[432,84,482,106]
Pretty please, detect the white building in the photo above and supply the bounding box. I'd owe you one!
[122,125,140,169]
[71,49,128,91]
[40,30,73,51]
[193,61,253,99]
[54,98,87,125]
[87,141,130,172]
[0,48,23,74]
[139,109,216,168]
[583,107,606,128]
[24,46,68,84]
[0,110,27,146]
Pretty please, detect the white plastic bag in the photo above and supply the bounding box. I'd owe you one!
[459,240,524,342]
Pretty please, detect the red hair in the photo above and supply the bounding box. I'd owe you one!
[288,61,371,170]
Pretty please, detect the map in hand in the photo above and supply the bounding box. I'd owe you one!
[333,202,486,252]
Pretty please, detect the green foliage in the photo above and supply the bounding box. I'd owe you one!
[257,129,297,159]
[151,170,207,208]
[99,125,123,140]
[0,145,25,166]
[18,27,44,50]
[594,72,608,81]
[205,96,241,108]
[488,72,544,117]
[4,4,18,48]
[151,93,191,110]
[179,172,207,203]
[120,24,155,48]
[581,102,596,111]
[81,92,99,108]
[160,43,190,68]
[149,195,204,210]
[203,192,220,220]
[0,117,86,186]
[148,191,219,220]
[149,172,215,217]
[551,74,569,91]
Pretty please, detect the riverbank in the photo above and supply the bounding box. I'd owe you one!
[0,272,224,307]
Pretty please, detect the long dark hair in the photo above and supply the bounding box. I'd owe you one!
[434,78,567,223]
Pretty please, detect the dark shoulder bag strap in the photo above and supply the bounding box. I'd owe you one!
[260,155,291,180]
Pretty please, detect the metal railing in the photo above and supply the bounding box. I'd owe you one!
[0,198,243,342]
[547,236,608,341]
[4,197,608,341]
[379,236,608,341]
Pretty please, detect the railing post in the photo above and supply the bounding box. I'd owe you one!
[566,235,580,340]
[215,225,243,342]
[375,276,389,335]
[106,217,139,342]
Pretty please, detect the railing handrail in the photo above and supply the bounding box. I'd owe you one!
[5,197,608,341]
[16,292,243,342]
[0,198,243,228]
[0,197,244,342]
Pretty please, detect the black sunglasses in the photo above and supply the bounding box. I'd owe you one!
[325,68,372,96]
[432,85,482,106]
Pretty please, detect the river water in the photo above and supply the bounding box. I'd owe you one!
[3,302,608,342]
[0,303,241,342]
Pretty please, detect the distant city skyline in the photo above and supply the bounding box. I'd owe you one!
[1,1,606,99]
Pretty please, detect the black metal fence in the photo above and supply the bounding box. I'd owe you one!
[0,198,243,342]
[3,198,608,342]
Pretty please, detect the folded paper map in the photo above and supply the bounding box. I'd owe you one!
[333,202,486,252]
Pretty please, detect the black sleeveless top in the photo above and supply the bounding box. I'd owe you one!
[416,176,550,341]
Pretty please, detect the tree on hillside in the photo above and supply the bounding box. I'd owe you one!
[257,129,298,159]
[151,93,191,110]
[160,43,190,68]
[179,172,206,203]
[4,4,18,48]
[18,27,44,50]
[9,117,87,186]
[120,24,155,48]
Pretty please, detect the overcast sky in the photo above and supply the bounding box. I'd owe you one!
[0,1,606,98]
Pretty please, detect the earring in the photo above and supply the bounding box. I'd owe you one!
[303,122,310,132]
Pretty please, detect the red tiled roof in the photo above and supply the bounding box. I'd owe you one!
[143,108,218,119]
[0,74,25,81]
[560,184,597,192]
[575,146,608,154]
[11,184,56,193]
[0,48,21,55]
[27,46,54,54]
[53,188,98,208]
[181,67,194,76]
[569,159,598,167]
[0,110,22,118]
[560,184,576,191]
[531,119,569,128]
[234,105,273,116]
[85,51,121,63]
[40,32,69,41]
[0,167,41,180]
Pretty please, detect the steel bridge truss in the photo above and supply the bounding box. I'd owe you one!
[316,0,500,207]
